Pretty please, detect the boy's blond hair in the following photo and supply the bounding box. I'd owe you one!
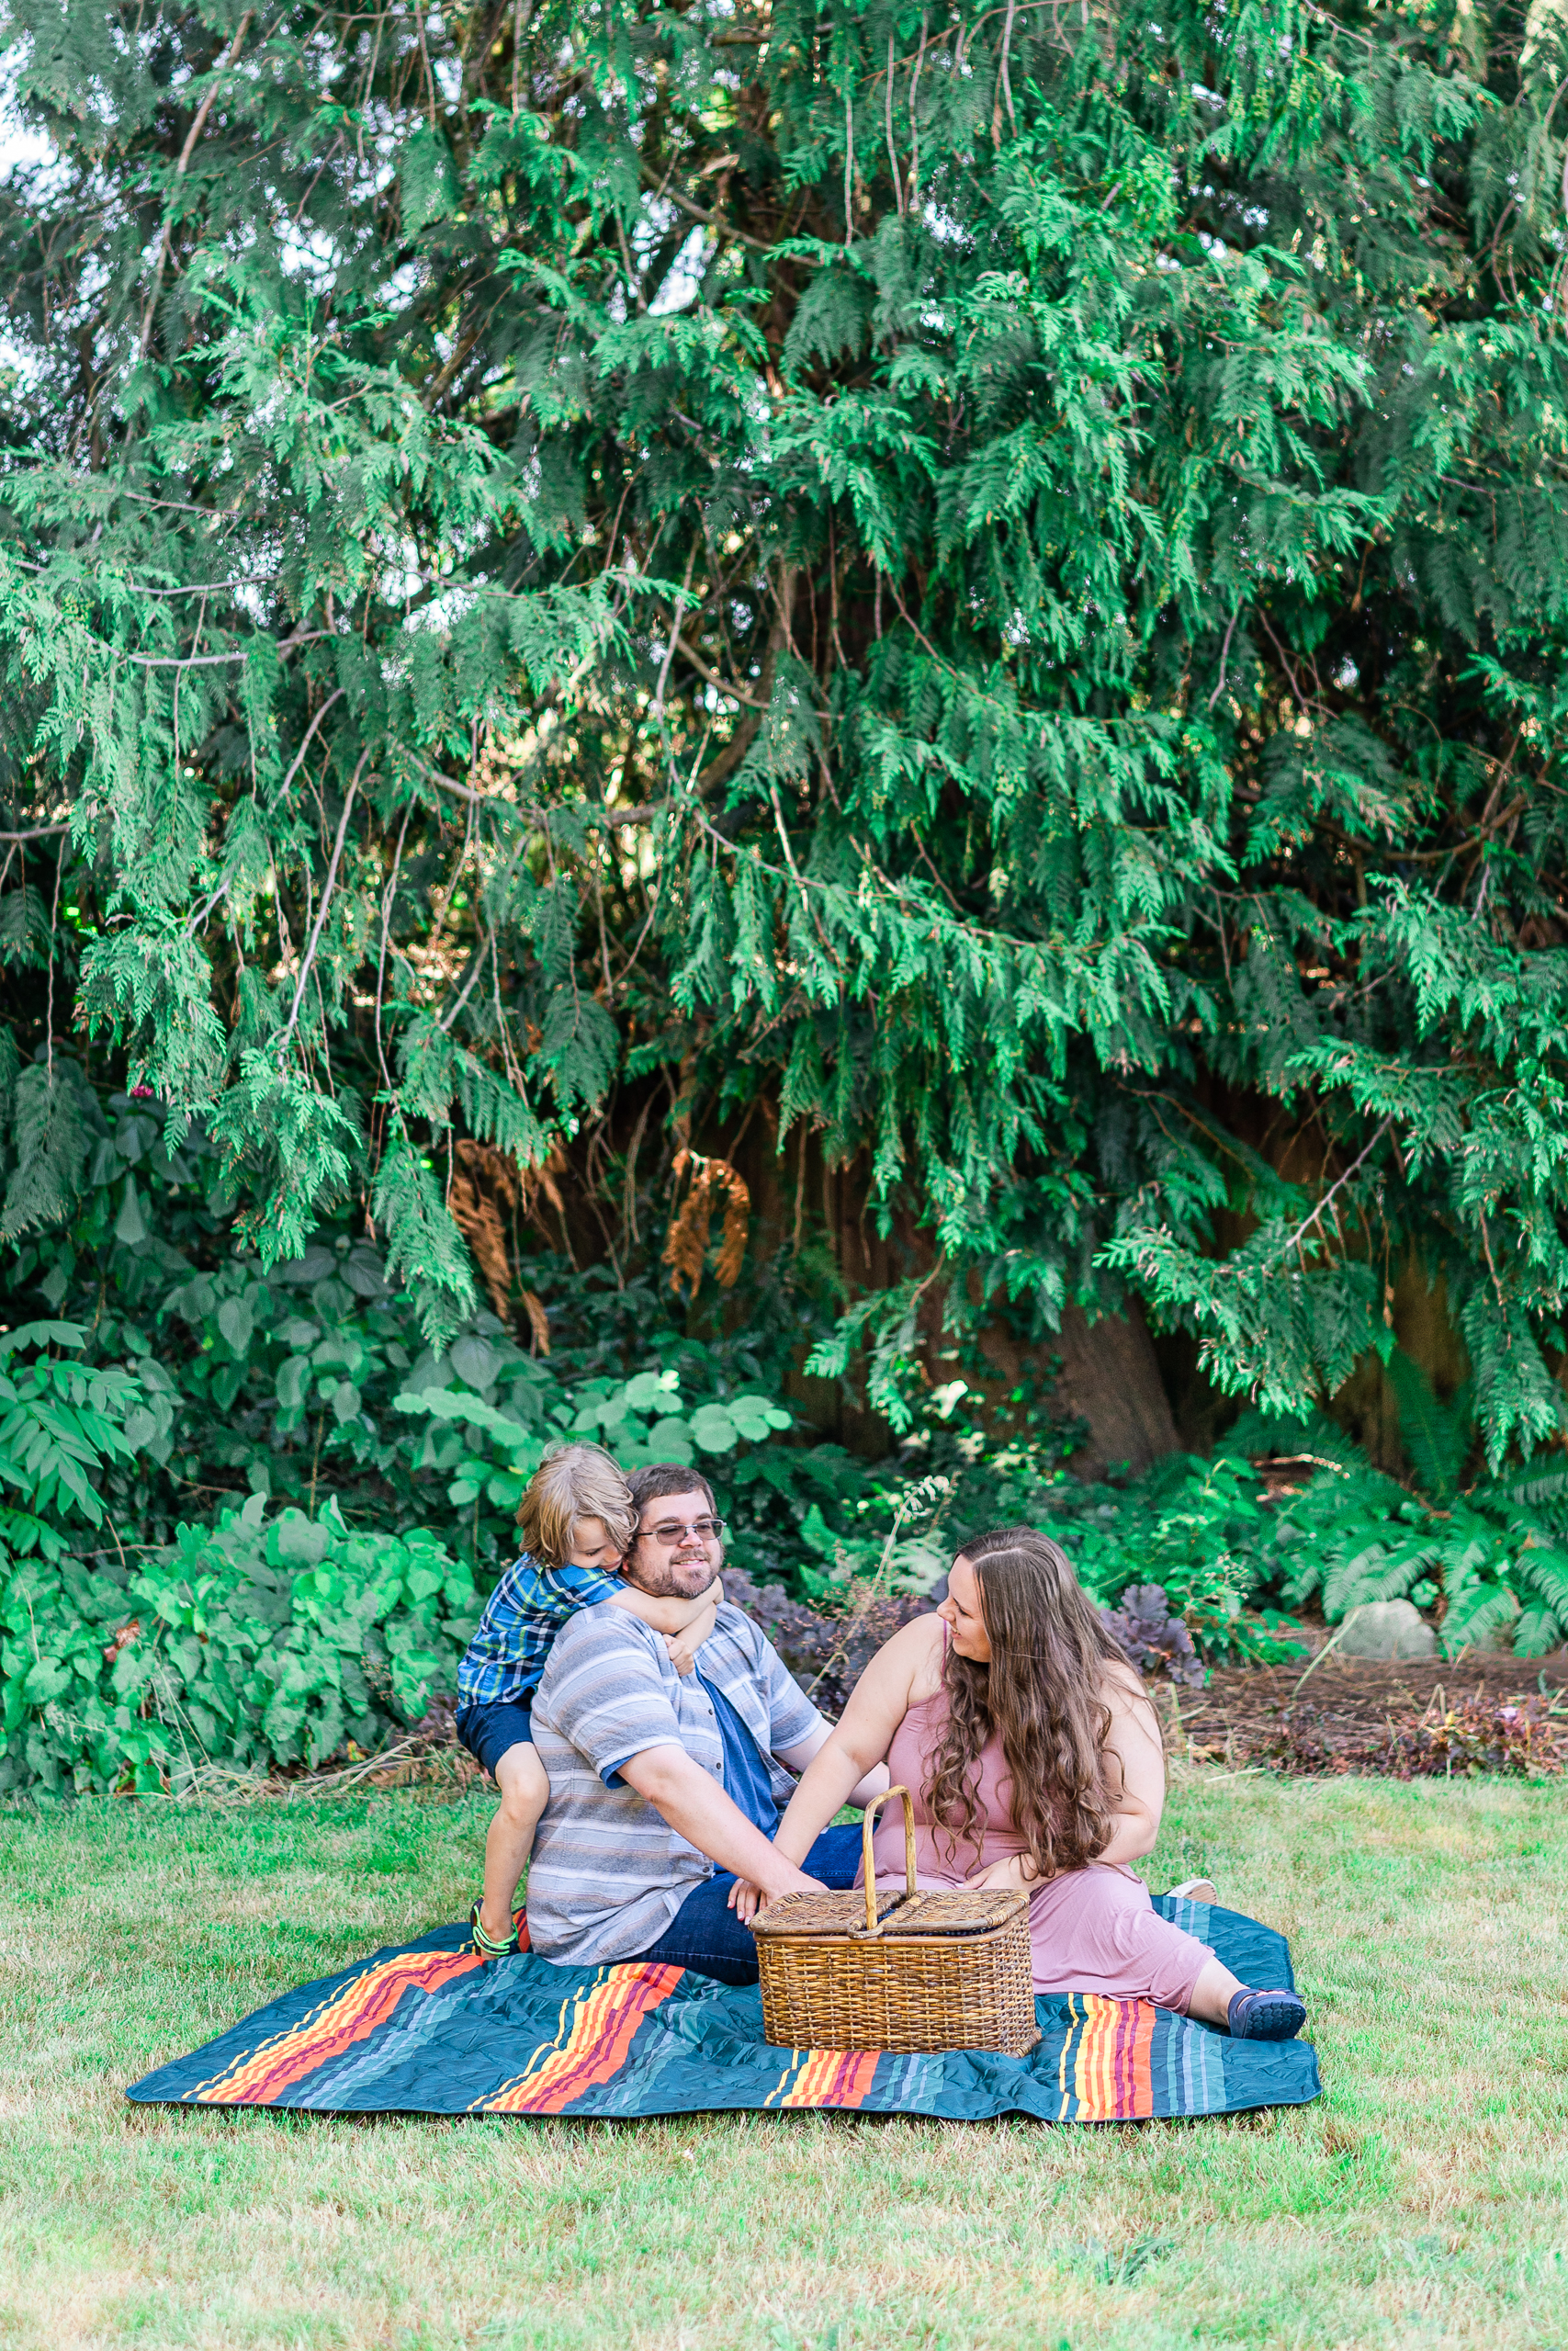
[519,1442,635,1567]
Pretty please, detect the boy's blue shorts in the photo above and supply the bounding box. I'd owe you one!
[455,1699,536,1779]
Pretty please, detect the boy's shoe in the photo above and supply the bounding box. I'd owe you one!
[1168,1877,1217,1905]
[1226,1987,1307,2040]
[468,1899,520,1959]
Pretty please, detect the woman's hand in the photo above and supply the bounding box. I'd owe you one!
[964,1854,1039,1893]
[728,1877,766,1925]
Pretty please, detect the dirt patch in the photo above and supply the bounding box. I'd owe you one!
[1167,1651,1568,1777]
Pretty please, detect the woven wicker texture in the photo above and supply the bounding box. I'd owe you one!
[752,1786,1042,2057]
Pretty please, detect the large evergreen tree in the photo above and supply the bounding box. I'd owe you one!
[0,0,1566,1458]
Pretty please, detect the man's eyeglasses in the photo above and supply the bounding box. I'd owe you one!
[639,1517,726,1546]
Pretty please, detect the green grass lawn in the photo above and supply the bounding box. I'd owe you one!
[2,1770,1565,2351]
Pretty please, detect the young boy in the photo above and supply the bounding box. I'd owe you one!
[455,1441,720,1956]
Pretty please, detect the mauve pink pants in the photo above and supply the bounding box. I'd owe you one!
[869,1859,1213,2008]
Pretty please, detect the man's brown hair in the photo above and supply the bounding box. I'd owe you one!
[519,1443,635,1567]
[628,1461,717,1523]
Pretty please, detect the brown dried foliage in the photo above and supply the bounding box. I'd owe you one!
[661,1148,750,1297]
[448,1137,564,1348]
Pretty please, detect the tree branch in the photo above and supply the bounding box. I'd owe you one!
[138,13,254,359]
[278,752,367,1051]
[1279,1120,1393,1263]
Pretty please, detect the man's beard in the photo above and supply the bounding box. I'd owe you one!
[622,1547,719,1600]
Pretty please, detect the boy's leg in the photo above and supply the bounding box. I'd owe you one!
[479,1742,548,1946]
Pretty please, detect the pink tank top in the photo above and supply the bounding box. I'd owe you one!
[867,1637,1031,1888]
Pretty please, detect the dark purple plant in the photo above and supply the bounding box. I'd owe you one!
[722,1565,932,1716]
[1100,1584,1204,1686]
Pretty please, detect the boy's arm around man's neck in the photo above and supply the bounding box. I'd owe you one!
[606,1575,724,1637]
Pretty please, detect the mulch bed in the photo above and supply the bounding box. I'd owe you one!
[1165,1651,1568,1778]
[195,1644,1568,1800]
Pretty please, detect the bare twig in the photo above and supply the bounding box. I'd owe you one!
[637,174,773,254]
[276,686,345,803]
[674,633,769,710]
[1278,1119,1393,1263]
[908,9,929,207]
[1291,1619,1352,1696]
[844,93,856,243]
[993,0,1019,143]
[885,35,905,215]
[124,648,249,670]
[138,13,254,358]
[1208,605,1241,711]
[278,752,368,1050]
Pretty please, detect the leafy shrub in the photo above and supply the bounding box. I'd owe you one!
[720,1565,933,1720]
[0,1085,889,1603]
[1229,1369,1568,1656]
[1025,1351,1568,1664]
[1021,1453,1308,1667]
[0,1318,143,1547]
[1,1495,479,1795]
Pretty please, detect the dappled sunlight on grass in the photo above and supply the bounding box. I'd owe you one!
[2,1772,1564,2348]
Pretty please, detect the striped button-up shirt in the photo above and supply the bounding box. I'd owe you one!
[455,1552,626,1711]
[526,1601,827,1964]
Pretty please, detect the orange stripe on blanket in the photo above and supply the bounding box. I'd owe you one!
[479,1963,683,2114]
[1071,1995,1156,2121]
[191,1946,487,2105]
[776,2048,881,2109]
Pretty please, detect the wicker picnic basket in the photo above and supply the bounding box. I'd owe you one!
[752,1785,1040,2056]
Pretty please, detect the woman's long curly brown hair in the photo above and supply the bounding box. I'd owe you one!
[926,1526,1141,1882]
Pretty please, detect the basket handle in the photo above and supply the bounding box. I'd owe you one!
[860,1783,917,1935]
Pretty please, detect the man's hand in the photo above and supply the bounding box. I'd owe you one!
[728,1872,824,1925]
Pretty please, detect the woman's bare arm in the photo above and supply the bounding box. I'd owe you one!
[1094,1665,1166,1863]
[770,1615,942,1866]
[775,1718,890,1808]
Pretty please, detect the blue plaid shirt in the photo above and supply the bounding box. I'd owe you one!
[457,1552,626,1710]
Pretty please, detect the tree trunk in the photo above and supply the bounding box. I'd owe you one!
[1051,1301,1179,1480]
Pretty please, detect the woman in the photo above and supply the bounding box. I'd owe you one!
[743,1527,1306,2038]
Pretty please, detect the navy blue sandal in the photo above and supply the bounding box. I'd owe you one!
[1227,1987,1307,2040]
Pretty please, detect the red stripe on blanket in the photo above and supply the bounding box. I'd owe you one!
[1072,1995,1156,2120]
[778,2047,882,2108]
[191,1946,487,2105]
[479,1963,684,2113]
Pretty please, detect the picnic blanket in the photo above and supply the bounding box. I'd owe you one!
[127,1893,1320,2123]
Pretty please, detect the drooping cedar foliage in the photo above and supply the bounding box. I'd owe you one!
[1,0,1567,1460]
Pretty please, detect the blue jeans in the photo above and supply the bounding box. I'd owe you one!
[628,1825,862,1986]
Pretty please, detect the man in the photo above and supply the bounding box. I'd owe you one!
[526,1462,886,1982]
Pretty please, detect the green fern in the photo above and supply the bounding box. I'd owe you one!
[1,1063,92,1240]
[1385,1350,1474,1503]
